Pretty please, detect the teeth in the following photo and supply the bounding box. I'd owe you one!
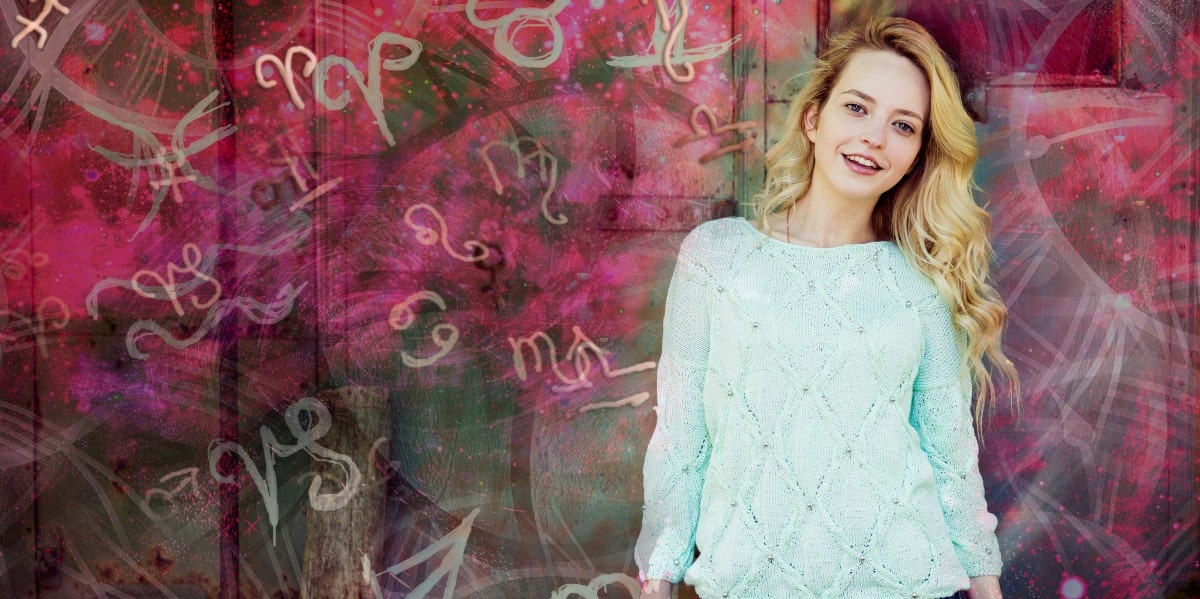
[846,155,878,169]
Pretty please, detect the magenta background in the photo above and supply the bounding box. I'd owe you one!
[0,0,1197,598]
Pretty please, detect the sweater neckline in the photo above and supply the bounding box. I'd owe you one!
[733,217,895,252]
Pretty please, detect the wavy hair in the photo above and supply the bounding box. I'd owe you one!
[748,16,1020,435]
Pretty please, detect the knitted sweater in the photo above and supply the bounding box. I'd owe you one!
[634,217,1003,599]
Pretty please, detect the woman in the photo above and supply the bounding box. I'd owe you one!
[635,16,1019,599]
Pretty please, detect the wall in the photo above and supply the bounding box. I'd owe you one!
[0,0,1196,598]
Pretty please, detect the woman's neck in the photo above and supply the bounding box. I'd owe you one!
[778,190,879,248]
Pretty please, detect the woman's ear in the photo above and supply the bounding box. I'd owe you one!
[803,104,818,144]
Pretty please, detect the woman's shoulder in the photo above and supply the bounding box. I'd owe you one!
[876,244,945,308]
[671,217,754,279]
[677,216,752,256]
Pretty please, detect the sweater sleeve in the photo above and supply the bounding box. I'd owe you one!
[634,228,714,584]
[909,295,1004,577]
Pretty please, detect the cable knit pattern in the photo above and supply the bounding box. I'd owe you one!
[635,217,1002,599]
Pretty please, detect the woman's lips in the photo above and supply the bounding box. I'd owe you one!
[843,153,881,175]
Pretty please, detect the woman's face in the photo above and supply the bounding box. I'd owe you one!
[803,49,930,206]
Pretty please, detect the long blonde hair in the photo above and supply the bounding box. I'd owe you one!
[749,16,1020,435]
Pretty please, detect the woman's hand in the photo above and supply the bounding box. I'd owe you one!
[639,578,672,599]
[967,575,1002,599]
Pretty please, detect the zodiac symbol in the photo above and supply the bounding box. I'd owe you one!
[388,291,459,368]
[147,148,197,205]
[125,281,306,360]
[607,0,740,83]
[313,32,422,146]
[84,91,236,239]
[509,326,657,393]
[464,0,569,68]
[362,507,479,599]
[674,104,758,164]
[549,573,641,599]
[144,467,200,506]
[10,0,71,49]
[404,204,490,263]
[130,243,222,317]
[646,0,693,82]
[480,137,568,225]
[0,296,69,359]
[256,46,319,109]
[208,397,362,545]
[1,248,48,280]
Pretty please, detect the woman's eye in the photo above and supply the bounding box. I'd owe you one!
[846,103,865,113]
[896,122,915,133]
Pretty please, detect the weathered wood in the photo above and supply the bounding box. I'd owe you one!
[302,386,389,599]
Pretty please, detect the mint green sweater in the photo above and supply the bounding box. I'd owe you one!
[635,217,1003,599]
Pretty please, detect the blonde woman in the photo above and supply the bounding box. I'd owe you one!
[635,16,1018,599]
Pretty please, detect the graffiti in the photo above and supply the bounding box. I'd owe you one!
[208,397,362,545]
[673,104,758,164]
[361,507,479,599]
[312,31,423,146]
[124,280,306,360]
[404,203,491,263]
[130,243,223,317]
[549,573,641,599]
[463,0,569,68]
[144,467,201,508]
[147,148,198,205]
[86,210,313,359]
[0,402,168,548]
[256,46,319,109]
[607,0,740,83]
[388,290,459,368]
[9,0,71,49]
[2,1,1195,596]
[1,248,48,280]
[83,90,237,239]
[0,296,69,360]
[289,177,343,212]
[250,143,316,211]
[480,137,569,225]
[509,325,657,400]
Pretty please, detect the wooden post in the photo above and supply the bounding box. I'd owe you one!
[302,386,389,599]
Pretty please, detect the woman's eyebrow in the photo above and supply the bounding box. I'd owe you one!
[841,88,925,121]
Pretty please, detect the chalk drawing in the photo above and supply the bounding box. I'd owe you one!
[480,137,569,225]
[256,46,319,109]
[463,0,570,68]
[607,0,741,83]
[130,243,222,317]
[389,290,459,368]
[0,296,69,360]
[549,573,641,599]
[404,203,491,263]
[313,32,423,146]
[673,103,758,164]
[208,397,362,545]
[361,507,480,599]
[10,0,71,49]
[509,326,657,412]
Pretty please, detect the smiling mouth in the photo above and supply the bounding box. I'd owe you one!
[844,153,883,170]
[842,153,882,172]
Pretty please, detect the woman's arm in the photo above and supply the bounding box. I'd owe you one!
[909,295,1004,588]
[639,578,673,599]
[633,226,714,587]
[968,574,1002,599]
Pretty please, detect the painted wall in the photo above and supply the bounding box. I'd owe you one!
[0,0,1195,598]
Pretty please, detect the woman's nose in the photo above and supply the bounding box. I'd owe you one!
[861,118,887,147]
